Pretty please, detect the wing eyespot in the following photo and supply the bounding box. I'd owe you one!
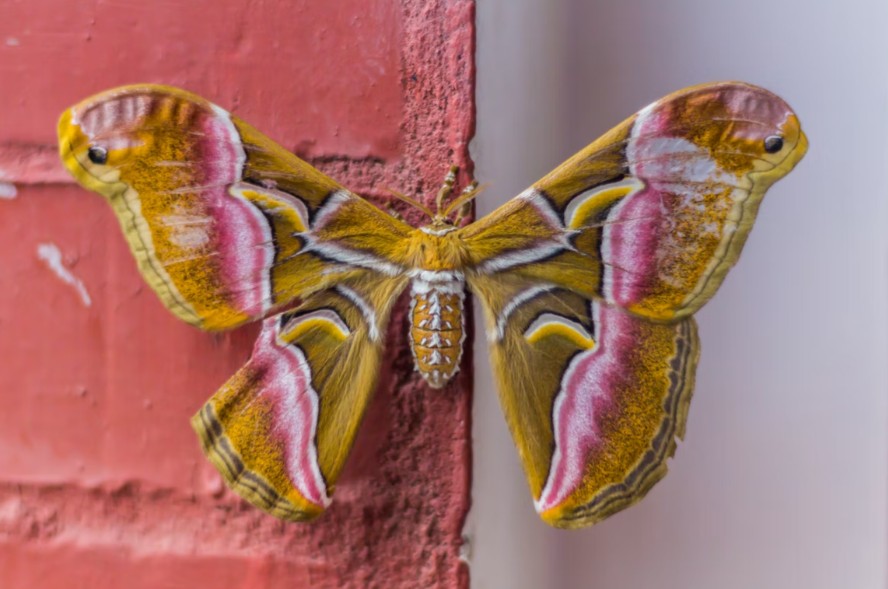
[763,135,784,154]
[87,146,109,165]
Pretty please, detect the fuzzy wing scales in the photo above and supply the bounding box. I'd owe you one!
[58,84,412,330]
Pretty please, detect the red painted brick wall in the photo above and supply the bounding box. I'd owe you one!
[0,1,475,587]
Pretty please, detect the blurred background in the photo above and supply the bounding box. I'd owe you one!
[471,1,888,588]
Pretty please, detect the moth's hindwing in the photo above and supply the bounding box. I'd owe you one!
[465,82,807,527]
[192,275,408,521]
[476,279,700,527]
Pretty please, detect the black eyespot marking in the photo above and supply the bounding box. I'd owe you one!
[87,146,108,165]
[763,135,784,154]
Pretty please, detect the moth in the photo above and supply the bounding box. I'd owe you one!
[58,82,806,528]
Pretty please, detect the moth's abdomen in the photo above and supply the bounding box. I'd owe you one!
[409,273,465,388]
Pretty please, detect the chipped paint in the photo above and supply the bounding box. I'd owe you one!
[36,243,92,307]
[0,169,15,199]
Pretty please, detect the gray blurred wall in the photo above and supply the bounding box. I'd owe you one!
[470,1,888,587]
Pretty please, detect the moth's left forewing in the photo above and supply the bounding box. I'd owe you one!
[58,85,414,330]
[599,82,807,320]
[465,82,807,323]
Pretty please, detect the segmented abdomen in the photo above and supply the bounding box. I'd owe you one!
[409,273,465,388]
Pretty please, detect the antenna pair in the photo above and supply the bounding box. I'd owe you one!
[388,165,482,224]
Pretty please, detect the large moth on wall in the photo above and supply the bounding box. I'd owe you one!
[58,82,806,528]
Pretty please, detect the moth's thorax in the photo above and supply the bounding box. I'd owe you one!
[403,224,467,271]
[409,270,465,388]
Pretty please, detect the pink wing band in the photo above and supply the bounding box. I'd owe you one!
[536,302,621,512]
[73,93,277,320]
[205,105,275,317]
[249,318,331,508]
[603,85,794,312]
[536,303,694,515]
[604,99,718,307]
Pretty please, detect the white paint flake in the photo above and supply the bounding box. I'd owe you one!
[0,182,16,199]
[36,243,92,307]
[0,169,16,199]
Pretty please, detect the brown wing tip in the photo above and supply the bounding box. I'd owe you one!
[190,405,325,523]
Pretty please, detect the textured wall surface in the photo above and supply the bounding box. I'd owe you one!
[0,1,475,587]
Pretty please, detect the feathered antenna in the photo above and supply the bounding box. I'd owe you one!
[435,165,459,215]
[385,165,483,222]
[442,180,483,218]
[385,188,436,219]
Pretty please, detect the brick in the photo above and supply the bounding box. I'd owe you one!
[0,0,403,159]
[0,0,475,587]
[0,542,320,589]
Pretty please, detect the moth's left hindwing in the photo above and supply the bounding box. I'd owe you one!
[464,82,807,528]
[193,274,408,520]
[58,85,412,520]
